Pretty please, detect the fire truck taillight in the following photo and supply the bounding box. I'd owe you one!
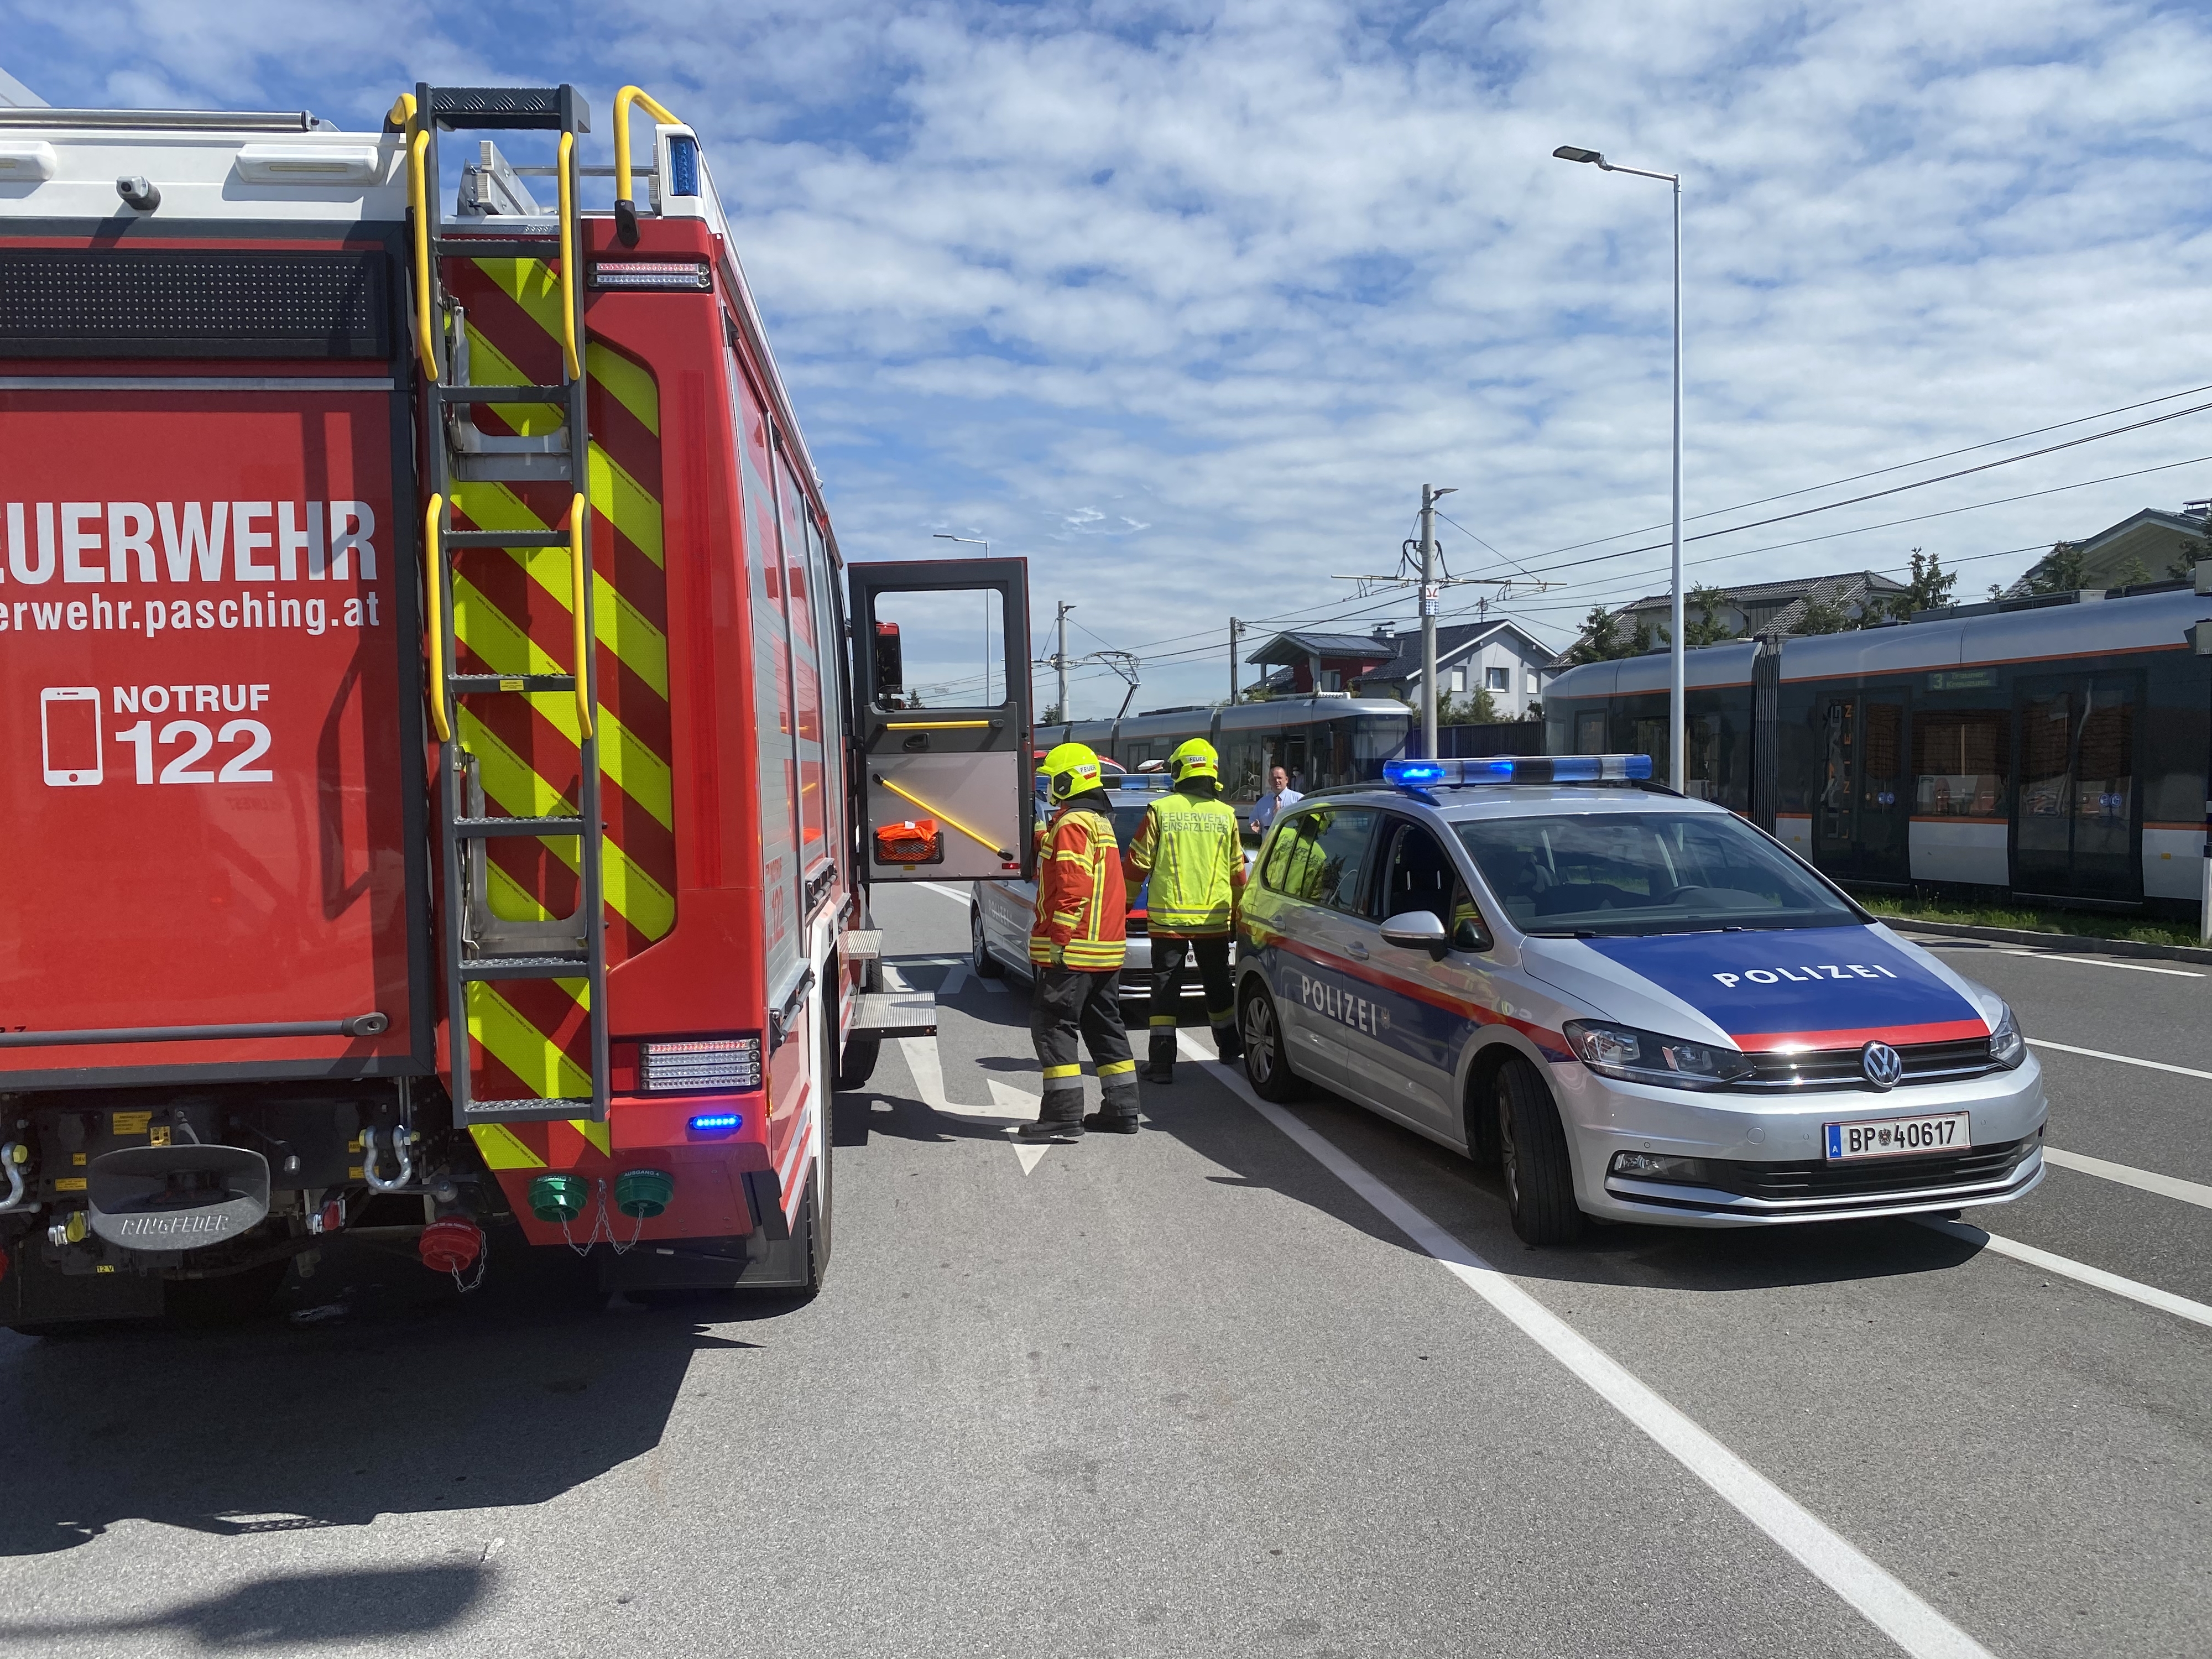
[588,260,712,292]
[639,1037,762,1094]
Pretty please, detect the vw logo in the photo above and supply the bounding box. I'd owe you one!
[1861,1041,1905,1090]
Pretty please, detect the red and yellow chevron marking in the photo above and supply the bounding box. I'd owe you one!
[440,258,676,1166]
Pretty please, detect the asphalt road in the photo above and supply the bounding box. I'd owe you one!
[0,891,2206,1657]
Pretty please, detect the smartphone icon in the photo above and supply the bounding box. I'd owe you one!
[41,687,102,786]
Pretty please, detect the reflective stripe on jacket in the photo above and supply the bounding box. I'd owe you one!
[1124,785,1245,937]
[1030,805,1127,969]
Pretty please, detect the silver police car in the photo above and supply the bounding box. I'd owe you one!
[1234,755,2044,1244]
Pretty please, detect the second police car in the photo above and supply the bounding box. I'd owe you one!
[1234,755,2044,1244]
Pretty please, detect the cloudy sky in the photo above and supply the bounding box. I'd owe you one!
[8,1,2212,714]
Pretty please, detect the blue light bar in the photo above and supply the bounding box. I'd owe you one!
[1383,754,1655,789]
[687,1113,743,1135]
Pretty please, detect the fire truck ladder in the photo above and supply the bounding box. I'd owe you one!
[402,84,609,1125]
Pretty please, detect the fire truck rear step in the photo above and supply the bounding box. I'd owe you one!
[851,993,937,1040]
[463,1097,598,1123]
[415,81,612,1125]
[453,815,589,838]
[457,956,590,981]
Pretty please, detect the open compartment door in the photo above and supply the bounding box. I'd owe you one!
[849,559,1033,883]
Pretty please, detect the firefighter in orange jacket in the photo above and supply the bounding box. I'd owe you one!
[1022,743,1141,1140]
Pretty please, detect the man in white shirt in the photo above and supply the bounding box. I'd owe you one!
[1249,765,1303,834]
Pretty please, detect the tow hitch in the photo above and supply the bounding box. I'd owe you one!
[84,1144,271,1251]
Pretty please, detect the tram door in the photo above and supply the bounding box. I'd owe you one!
[1812,695,1910,884]
[2011,676,2140,904]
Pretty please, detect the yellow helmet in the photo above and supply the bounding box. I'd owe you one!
[1168,737,1218,782]
[1041,742,1103,804]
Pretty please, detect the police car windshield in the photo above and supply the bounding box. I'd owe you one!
[1454,811,1857,936]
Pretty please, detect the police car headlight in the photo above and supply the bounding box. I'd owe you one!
[1563,1020,1756,1090]
[1989,1003,2026,1070]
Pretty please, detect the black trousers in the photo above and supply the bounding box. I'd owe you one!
[1032,966,1136,1114]
[1147,935,1237,1040]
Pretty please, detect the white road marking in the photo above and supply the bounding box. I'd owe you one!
[2042,1147,2212,1211]
[990,1080,1051,1173]
[915,881,972,905]
[2027,1038,2212,1082]
[1917,1217,2212,1331]
[1179,1031,1996,1659]
[939,962,970,998]
[1996,949,2200,977]
[1917,938,2204,975]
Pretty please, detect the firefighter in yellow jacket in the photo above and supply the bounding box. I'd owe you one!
[1023,743,1141,1140]
[1124,738,1247,1084]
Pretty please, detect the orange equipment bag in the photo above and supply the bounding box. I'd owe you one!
[874,818,944,865]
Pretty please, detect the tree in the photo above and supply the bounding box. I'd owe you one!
[1566,605,1654,665]
[2024,541,2086,596]
[2113,554,2150,589]
[1039,702,1063,725]
[1881,549,1955,620]
[1438,686,1500,726]
[1238,683,1275,703]
[1681,583,1740,647]
[1794,585,1855,635]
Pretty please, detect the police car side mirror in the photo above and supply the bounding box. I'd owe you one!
[1380,911,1449,952]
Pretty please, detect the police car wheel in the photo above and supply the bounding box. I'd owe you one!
[1239,984,1303,1103]
[1496,1058,1584,1246]
[971,903,1005,978]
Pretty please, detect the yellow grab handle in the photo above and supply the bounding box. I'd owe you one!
[568,493,594,740]
[407,127,437,383]
[424,495,450,743]
[556,131,581,382]
[612,85,681,210]
[874,774,1013,862]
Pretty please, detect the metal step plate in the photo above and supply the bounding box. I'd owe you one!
[850,992,936,1039]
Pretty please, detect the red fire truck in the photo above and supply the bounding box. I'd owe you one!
[0,85,1034,1328]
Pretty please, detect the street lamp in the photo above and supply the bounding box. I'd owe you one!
[933,532,993,705]
[1554,143,1686,794]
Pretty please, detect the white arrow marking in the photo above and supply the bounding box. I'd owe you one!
[989,1078,1051,1173]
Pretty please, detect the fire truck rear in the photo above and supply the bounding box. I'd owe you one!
[0,86,1034,1328]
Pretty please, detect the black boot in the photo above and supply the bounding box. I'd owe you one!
[1214,1022,1245,1064]
[1084,1083,1142,1135]
[1017,1090,1085,1142]
[1142,1030,1176,1085]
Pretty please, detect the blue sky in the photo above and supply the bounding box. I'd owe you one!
[7,1,2212,714]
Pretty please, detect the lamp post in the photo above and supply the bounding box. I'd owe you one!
[932,533,992,706]
[1554,143,1684,792]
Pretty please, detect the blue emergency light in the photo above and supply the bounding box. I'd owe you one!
[1382,754,1653,789]
[687,1113,743,1135]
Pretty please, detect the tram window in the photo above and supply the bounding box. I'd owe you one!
[1913,709,2008,817]
[869,588,1006,710]
[1574,711,1606,755]
[1221,737,1265,797]
[1634,716,1668,781]
[1683,713,1723,802]
[2077,691,2133,823]
[2021,697,2072,821]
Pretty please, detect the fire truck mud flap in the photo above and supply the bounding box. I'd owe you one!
[85,1144,272,1251]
